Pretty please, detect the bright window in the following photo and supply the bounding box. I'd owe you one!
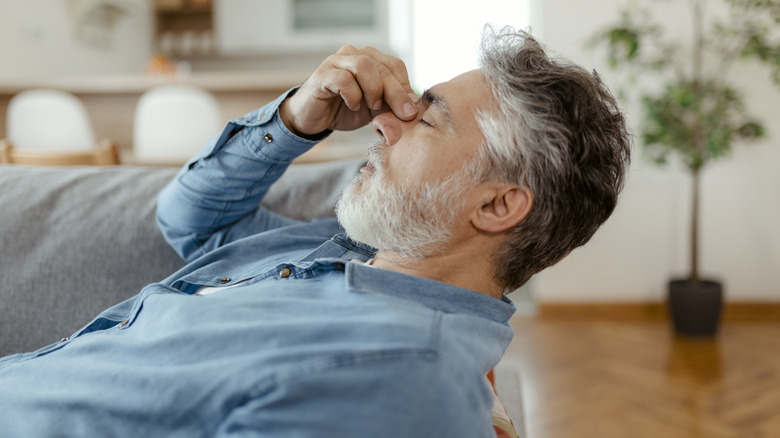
[400,0,530,90]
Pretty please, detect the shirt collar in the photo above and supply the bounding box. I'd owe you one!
[345,261,516,324]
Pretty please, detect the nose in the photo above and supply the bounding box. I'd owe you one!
[371,111,411,146]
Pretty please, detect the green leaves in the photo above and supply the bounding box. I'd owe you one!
[588,0,779,171]
[741,33,780,85]
[606,27,641,67]
[640,81,764,171]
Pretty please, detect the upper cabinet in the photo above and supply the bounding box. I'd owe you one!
[153,0,390,58]
[215,0,389,55]
[153,0,215,57]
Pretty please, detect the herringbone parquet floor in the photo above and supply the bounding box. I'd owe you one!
[503,307,780,438]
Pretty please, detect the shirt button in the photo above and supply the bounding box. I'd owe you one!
[257,112,266,120]
[117,320,129,328]
[263,133,274,143]
[60,337,70,342]
[279,267,292,278]
[219,277,231,284]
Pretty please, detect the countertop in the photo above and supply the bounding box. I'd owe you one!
[0,71,309,95]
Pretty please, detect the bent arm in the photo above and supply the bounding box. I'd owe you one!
[156,89,329,262]
[157,44,417,262]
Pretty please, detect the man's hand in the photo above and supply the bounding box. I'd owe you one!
[279,45,419,136]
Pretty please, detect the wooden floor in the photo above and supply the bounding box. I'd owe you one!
[502,305,780,438]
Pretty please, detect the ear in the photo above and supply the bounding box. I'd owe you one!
[471,183,533,233]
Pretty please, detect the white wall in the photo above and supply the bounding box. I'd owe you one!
[1,1,776,302]
[0,0,152,79]
[530,0,780,301]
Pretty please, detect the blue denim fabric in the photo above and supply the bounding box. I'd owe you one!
[0,90,516,437]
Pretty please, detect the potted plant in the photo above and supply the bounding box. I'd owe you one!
[588,0,780,336]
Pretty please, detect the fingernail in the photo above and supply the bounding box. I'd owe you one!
[403,102,417,117]
[408,92,419,103]
[371,100,383,110]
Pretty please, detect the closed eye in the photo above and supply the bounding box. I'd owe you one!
[420,88,453,132]
[419,118,434,128]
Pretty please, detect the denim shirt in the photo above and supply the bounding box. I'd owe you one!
[0,90,516,437]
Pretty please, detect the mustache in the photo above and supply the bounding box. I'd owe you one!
[366,141,386,170]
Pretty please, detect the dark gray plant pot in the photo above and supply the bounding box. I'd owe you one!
[667,279,723,337]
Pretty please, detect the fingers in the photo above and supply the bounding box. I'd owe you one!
[282,45,420,135]
[317,68,365,112]
[327,45,419,120]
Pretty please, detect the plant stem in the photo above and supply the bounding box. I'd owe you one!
[689,0,705,284]
[691,165,701,283]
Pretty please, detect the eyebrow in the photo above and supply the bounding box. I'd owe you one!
[421,89,455,131]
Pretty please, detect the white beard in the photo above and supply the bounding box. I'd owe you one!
[335,144,472,259]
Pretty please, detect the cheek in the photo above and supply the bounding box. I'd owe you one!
[384,142,423,181]
[385,133,475,185]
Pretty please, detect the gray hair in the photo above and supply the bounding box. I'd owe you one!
[475,27,632,292]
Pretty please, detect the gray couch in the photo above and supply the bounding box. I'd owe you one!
[0,159,364,356]
[0,160,525,435]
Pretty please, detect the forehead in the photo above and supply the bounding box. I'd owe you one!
[427,69,493,129]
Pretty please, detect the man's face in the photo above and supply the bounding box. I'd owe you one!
[336,69,495,257]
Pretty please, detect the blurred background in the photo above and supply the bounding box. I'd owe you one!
[0,0,778,306]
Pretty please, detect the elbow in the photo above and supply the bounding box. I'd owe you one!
[155,183,202,262]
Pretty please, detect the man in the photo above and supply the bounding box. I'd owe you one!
[0,27,630,436]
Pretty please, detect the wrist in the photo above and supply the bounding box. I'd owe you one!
[278,96,302,135]
[279,94,331,141]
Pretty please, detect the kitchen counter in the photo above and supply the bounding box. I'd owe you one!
[0,71,310,95]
